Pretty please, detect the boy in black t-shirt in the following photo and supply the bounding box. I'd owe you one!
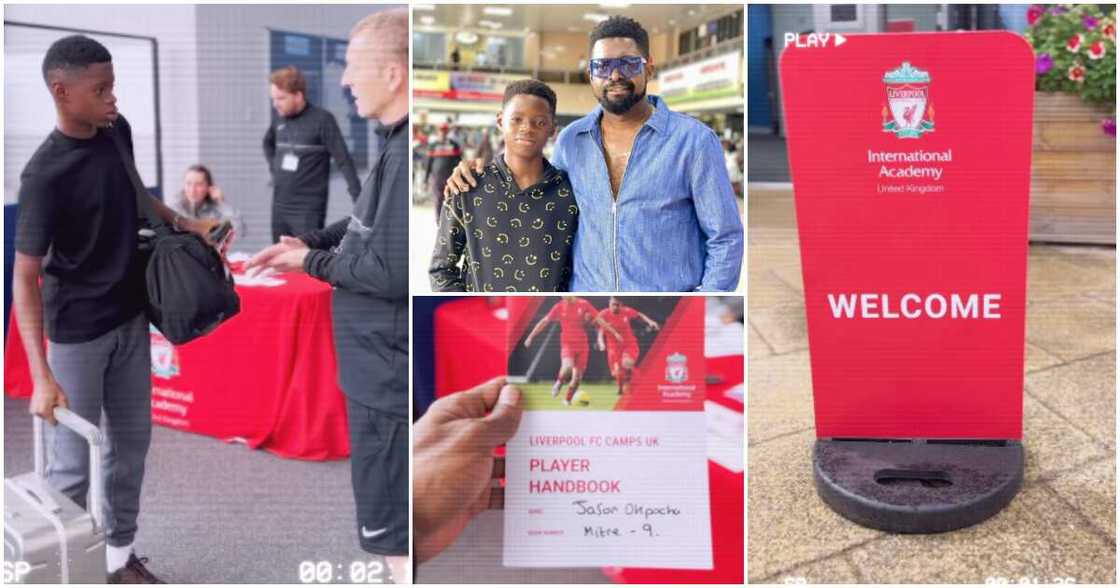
[13,35,214,584]
[429,79,578,292]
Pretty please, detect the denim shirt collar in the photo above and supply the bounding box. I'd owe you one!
[569,94,670,137]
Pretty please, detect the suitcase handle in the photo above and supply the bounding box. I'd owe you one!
[33,407,105,531]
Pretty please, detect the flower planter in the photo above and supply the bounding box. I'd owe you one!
[1031,92,1115,244]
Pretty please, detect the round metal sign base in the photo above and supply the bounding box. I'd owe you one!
[813,438,1023,534]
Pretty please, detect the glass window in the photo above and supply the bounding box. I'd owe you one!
[830,5,858,23]
[413,31,447,65]
[483,36,522,68]
[672,10,743,56]
[678,10,742,57]
[679,29,698,55]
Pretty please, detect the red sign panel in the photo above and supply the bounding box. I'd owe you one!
[780,32,1034,440]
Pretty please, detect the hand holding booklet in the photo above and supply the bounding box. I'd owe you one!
[501,296,713,569]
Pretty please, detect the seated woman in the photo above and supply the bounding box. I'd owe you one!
[171,164,245,240]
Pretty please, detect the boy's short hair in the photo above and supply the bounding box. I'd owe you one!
[270,66,306,95]
[502,79,557,117]
[41,35,112,84]
[589,16,650,58]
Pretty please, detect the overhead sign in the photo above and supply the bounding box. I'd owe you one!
[780,32,1034,440]
[659,51,741,105]
[412,70,451,97]
[413,70,525,102]
[448,71,525,101]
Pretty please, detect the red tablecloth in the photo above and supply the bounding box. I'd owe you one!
[5,272,349,460]
[432,297,744,583]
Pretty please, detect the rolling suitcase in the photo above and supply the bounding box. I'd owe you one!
[4,408,106,584]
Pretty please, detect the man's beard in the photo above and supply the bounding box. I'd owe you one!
[597,80,645,115]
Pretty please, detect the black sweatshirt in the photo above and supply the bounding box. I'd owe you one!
[263,103,362,210]
[429,154,578,292]
[299,116,408,418]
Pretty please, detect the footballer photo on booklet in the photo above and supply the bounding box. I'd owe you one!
[507,296,672,409]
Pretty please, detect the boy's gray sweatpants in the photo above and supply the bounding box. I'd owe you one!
[45,312,152,547]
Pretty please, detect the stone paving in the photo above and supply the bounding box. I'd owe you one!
[747,186,1116,584]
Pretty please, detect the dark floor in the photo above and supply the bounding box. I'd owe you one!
[4,395,385,583]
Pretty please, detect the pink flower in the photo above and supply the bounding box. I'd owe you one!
[1066,34,1083,53]
[1067,62,1086,83]
[1027,5,1045,26]
[1088,41,1107,60]
[1104,23,1116,41]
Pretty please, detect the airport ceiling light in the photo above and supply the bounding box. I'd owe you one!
[419,15,435,26]
[414,3,435,11]
[583,13,609,24]
[456,31,480,44]
[483,7,513,17]
[478,20,503,30]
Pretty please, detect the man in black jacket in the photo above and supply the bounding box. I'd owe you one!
[264,65,362,242]
[423,122,461,222]
[248,9,409,583]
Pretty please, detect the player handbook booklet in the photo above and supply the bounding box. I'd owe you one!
[501,296,713,569]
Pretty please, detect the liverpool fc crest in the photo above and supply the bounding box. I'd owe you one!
[665,352,688,384]
[150,326,181,379]
[882,62,934,139]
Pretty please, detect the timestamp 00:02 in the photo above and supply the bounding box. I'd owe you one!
[299,560,386,583]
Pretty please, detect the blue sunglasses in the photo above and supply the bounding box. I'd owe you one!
[588,56,647,79]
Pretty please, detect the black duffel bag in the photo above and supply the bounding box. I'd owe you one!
[111,127,240,345]
[138,225,240,344]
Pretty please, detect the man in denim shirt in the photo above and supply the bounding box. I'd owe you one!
[448,16,743,291]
